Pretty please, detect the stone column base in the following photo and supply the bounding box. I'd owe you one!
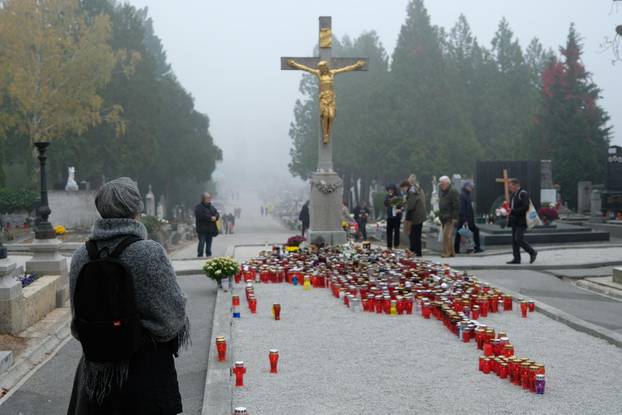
[26,238,69,307]
[309,170,347,246]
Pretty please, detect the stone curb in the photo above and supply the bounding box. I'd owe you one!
[477,281,622,349]
[0,308,71,404]
[452,261,622,272]
[201,245,235,415]
[573,279,622,301]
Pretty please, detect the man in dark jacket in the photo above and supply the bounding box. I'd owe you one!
[402,180,427,256]
[507,179,537,264]
[439,176,459,258]
[299,201,310,238]
[195,193,219,257]
[353,202,370,241]
[454,182,483,254]
[384,184,402,249]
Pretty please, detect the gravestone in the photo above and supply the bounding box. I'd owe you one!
[540,160,557,206]
[591,189,603,221]
[602,145,622,217]
[145,185,156,216]
[577,181,593,214]
[157,195,166,220]
[475,160,541,215]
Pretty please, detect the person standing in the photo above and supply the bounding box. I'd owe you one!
[195,193,219,257]
[384,184,402,249]
[454,182,483,254]
[68,177,188,414]
[353,202,370,241]
[507,179,538,264]
[402,179,427,257]
[299,201,310,238]
[439,176,459,258]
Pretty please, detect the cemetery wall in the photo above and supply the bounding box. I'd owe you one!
[48,190,99,230]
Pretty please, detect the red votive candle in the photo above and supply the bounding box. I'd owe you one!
[482,358,491,374]
[472,305,480,320]
[232,361,246,387]
[520,301,528,318]
[273,303,281,320]
[269,349,279,374]
[216,336,227,362]
[528,300,536,312]
[483,343,493,357]
[249,297,257,314]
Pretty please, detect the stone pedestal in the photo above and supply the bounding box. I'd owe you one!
[25,238,68,306]
[0,258,23,334]
[577,181,593,214]
[590,189,603,222]
[309,170,347,246]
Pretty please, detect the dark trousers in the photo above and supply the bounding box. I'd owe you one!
[454,221,481,253]
[197,233,213,257]
[386,217,401,249]
[409,223,423,256]
[357,220,368,241]
[512,226,536,261]
[301,222,309,238]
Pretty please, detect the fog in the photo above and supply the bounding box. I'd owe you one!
[127,0,621,191]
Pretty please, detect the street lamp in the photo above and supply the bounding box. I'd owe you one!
[33,142,56,240]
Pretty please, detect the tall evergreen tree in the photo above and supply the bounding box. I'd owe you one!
[530,24,611,206]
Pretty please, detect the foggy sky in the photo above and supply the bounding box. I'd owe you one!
[126,0,621,183]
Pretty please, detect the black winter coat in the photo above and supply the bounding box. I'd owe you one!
[68,340,182,415]
[195,203,219,236]
[509,188,530,228]
[299,203,310,227]
[458,190,475,225]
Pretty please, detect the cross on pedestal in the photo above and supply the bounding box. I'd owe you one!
[496,169,515,203]
[281,16,368,172]
[280,16,369,245]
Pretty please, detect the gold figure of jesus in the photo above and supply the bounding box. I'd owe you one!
[287,59,366,144]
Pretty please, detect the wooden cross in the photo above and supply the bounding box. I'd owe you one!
[496,169,514,202]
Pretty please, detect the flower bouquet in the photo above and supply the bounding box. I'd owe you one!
[388,195,405,218]
[203,257,240,290]
[285,235,305,252]
[538,205,559,225]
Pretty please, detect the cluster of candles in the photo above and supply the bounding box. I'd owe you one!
[235,245,546,397]
[213,336,280,388]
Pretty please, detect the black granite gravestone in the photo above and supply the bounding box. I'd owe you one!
[475,160,541,215]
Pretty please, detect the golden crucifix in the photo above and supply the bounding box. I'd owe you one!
[287,59,365,143]
[281,17,368,146]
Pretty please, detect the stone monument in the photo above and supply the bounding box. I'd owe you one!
[540,160,557,206]
[577,181,593,214]
[156,195,166,220]
[25,142,68,307]
[145,185,156,216]
[281,16,368,245]
[65,166,79,192]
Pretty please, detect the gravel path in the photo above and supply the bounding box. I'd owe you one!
[231,283,622,415]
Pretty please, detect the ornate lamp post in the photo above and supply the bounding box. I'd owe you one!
[33,142,56,240]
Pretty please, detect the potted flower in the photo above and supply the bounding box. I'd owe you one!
[285,235,305,252]
[203,256,240,291]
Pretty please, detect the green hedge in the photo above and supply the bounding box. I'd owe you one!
[0,188,38,213]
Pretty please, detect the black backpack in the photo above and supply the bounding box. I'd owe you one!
[73,236,144,363]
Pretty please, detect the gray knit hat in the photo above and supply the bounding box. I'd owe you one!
[95,177,144,219]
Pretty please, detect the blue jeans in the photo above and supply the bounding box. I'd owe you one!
[197,233,213,257]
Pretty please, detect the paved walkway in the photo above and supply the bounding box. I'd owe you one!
[0,193,291,415]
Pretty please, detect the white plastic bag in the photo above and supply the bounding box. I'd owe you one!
[526,200,542,229]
